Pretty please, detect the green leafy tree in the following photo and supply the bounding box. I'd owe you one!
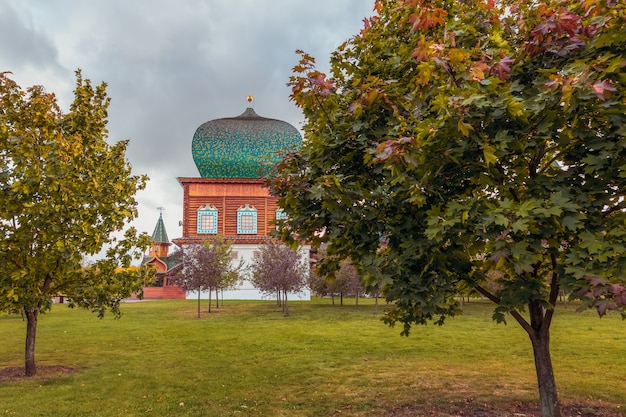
[268,1,626,416]
[0,71,153,376]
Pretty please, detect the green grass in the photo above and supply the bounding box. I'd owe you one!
[1,298,625,416]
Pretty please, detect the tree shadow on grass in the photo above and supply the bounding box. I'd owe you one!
[387,399,624,417]
[0,366,76,383]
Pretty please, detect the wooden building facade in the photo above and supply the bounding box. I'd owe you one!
[175,178,281,243]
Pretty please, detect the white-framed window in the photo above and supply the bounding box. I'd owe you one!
[275,209,287,229]
[197,204,218,234]
[237,204,257,234]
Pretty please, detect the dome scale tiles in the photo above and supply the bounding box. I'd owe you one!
[192,107,302,179]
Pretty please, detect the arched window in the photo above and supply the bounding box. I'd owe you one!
[237,204,257,234]
[197,204,218,234]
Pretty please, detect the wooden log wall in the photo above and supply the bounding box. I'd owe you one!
[179,178,281,238]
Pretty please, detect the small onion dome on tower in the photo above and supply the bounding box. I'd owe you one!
[191,98,302,179]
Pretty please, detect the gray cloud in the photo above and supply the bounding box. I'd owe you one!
[0,1,57,68]
[3,0,374,252]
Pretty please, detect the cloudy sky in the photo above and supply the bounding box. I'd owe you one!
[1,0,374,256]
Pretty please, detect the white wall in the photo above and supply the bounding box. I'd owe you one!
[182,242,311,300]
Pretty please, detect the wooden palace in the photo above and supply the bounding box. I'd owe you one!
[145,98,310,300]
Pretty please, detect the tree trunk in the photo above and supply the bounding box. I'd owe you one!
[479,276,561,417]
[215,288,219,309]
[198,290,202,318]
[283,290,289,317]
[25,309,39,376]
[208,287,212,313]
[374,292,379,315]
[531,330,561,417]
[524,299,561,417]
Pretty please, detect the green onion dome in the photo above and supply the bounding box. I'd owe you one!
[191,107,302,179]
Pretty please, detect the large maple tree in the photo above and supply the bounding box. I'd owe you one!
[268,1,626,416]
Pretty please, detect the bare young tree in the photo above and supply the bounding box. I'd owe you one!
[250,241,308,317]
[334,259,365,308]
[173,238,240,318]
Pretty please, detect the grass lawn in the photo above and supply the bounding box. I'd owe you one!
[0,298,624,416]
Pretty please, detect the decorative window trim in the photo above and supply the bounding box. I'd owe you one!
[275,209,287,229]
[237,204,257,234]
[197,204,218,234]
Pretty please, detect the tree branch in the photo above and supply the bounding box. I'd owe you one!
[509,309,534,338]
[537,147,562,175]
[548,252,559,307]
[528,138,545,180]
[472,283,500,304]
[473,282,534,337]
[493,162,521,202]
[603,200,626,218]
